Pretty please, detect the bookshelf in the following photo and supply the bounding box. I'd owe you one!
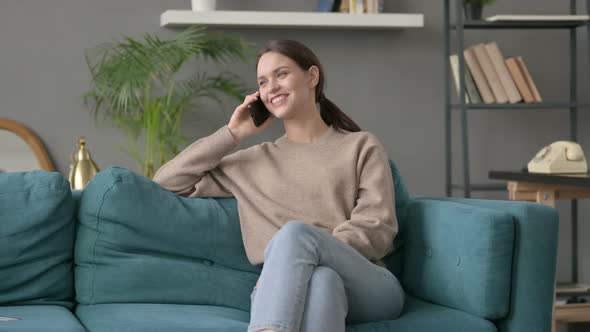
[444,0,589,330]
[444,1,589,198]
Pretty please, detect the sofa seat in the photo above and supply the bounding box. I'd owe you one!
[75,303,250,332]
[73,294,496,332]
[0,305,87,332]
[346,295,496,332]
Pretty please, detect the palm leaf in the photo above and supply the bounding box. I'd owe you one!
[83,25,253,177]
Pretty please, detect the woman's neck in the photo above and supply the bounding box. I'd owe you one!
[283,113,330,144]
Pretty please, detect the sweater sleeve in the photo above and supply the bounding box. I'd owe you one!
[332,136,398,261]
[152,125,241,198]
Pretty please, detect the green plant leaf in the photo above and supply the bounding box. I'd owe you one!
[83,25,254,177]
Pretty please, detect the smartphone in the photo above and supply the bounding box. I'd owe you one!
[248,97,271,127]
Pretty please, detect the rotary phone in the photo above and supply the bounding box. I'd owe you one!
[527,141,588,174]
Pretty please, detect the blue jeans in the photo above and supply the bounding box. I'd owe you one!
[248,221,405,332]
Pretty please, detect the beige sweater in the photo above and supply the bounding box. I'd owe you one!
[152,125,398,266]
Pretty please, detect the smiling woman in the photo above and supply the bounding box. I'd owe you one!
[0,118,56,173]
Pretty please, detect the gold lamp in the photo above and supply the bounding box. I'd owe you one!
[68,137,100,190]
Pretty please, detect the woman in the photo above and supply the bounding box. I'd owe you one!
[153,39,404,332]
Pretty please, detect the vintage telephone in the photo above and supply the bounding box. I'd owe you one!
[527,141,588,174]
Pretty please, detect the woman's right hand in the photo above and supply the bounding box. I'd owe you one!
[227,91,274,143]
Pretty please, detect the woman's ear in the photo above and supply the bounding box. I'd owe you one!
[307,66,320,88]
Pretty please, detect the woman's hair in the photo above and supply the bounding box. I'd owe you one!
[255,40,361,133]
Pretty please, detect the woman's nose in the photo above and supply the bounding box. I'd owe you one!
[269,79,280,91]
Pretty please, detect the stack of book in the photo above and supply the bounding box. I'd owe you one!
[450,41,542,104]
[555,283,590,305]
[317,0,384,13]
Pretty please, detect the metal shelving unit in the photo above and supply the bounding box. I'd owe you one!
[444,0,590,198]
[444,1,590,328]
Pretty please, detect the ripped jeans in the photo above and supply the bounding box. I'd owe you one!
[248,221,405,332]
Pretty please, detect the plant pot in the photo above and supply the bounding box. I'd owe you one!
[191,0,217,11]
[463,3,483,20]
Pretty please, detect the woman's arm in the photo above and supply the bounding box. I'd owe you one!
[152,125,242,197]
[332,136,397,261]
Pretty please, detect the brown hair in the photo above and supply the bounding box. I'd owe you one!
[255,40,361,133]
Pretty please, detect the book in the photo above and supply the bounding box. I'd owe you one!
[464,68,482,103]
[348,0,364,14]
[339,0,349,13]
[450,54,469,103]
[317,0,342,12]
[471,43,508,103]
[556,297,568,305]
[317,0,335,12]
[485,42,522,103]
[515,56,542,102]
[449,54,482,103]
[364,0,379,14]
[556,283,590,294]
[486,15,590,22]
[464,48,495,103]
[505,57,535,103]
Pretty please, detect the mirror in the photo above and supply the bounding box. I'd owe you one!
[0,118,56,173]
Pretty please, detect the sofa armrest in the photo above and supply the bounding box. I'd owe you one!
[400,198,515,319]
[415,197,558,332]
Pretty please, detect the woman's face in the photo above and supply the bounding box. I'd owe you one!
[257,51,318,120]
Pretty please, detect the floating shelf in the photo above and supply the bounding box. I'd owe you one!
[160,10,424,29]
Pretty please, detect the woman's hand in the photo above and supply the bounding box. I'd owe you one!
[256,277,260,288]
[227,91,274,144]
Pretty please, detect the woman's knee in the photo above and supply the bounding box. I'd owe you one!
[263,221,320,260]
[268,221,313,246]
[278,220,309,237]
[309,267,346,299]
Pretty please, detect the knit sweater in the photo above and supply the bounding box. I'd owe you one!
[152,124,398,266]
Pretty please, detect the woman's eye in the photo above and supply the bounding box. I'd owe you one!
[278,72,287,78]
[258,81,266,87]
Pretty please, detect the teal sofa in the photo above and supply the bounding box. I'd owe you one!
[0,160,558,332]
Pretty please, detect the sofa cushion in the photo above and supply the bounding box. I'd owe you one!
[75,303,249,332]
[75,167,260,311]
[74,295,496,332]
[346,295,496,332]
[0,171,76,309]
[400,199,514,319]
[0,305,87,332]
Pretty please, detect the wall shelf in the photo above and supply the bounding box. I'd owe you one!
[160,10,424,29]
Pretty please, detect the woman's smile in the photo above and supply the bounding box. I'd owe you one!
[270,94,289,107]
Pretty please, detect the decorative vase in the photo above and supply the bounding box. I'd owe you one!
[69,137,100,190]
[463,3,483,20]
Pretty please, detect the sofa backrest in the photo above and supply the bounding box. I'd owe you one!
[74,160,409,311]
[0,171,76,309]
[388,159,410,214]
[75,167,260,312]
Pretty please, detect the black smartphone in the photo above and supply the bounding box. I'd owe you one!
[248,97,271,127]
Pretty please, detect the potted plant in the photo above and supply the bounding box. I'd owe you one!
[463,0,496,20]
[84,26,253,178]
